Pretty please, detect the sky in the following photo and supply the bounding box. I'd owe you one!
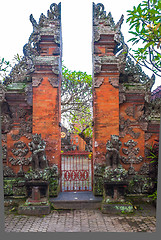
[0,0,160,90]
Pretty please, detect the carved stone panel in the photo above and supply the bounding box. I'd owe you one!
[32,77,43,87]
[9,157,32,166]
[48,77,58,88]
[11,141,29,157]
[109,77,119,88]
[121,140,143,164]
[94,77,104,88]
[139,163,149,175]
[2,145,7,163]
[119,116,140,139]
[3,166,15,177]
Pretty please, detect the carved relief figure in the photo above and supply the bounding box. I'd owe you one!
[28,134,48,170]
[106,135,122,169]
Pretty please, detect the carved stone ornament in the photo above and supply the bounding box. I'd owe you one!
[93,3,107,20]
[106,135,122,169]
[125,106,135,117]
[128,166,136,175]
[32,77,43,87]
[2,145,7,162]
[25,83,33,106]
[109,77,119,88]
[139,163,149,175]
[11,141,29,157]
[4,56,34,85]
[29,134,48,170]
[1,113,12,134]
[48,77,58,87]
[119,116,140,139]
[145,133,152,141]
[94,77,104,88]
[3,166,15,177]
[0,84,6,102]
[47,2,61,20]
[121,139,143,164]
[9,157,32,166]
[2,134,7,143]
[9,106,27,120]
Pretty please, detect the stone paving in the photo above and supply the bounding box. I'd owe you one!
[4,209,156,232]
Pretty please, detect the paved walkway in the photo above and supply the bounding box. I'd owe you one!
[4,209,156,232]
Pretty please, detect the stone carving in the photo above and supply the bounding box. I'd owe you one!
[94,77,104,88]
[109,77,119,88]
[1,113,12,134]
[93,3,106,20]
[0,84,6,102]
[144,98,161,120]
[47,3,61,20]
[11,115,32,141]
[121,140,143,164]
[3,57,34,85]
[29,134,48,170]
[9,157,32,166]
[23,33,41,59]
[21,115,32,134]
[3,166,15,177]
[25,83,33,106]
[125,106,134,117]
[11,131,22,141]
[128,166,136,175]
[11,141,29,157]
[145,133,152,141]
[128,175,153,194]
[2,134,7,143]
[32,77,43,87]
[119,116,140,139]
[2,145,7,162]
[106,135,122,169]
[9,106,27,120]
[139,163,149,175]
[48,77,59,88]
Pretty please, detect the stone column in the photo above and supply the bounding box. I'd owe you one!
[28,3,62,168]
[92,3,125,165]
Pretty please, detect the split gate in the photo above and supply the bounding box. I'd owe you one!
[61,152,93,192]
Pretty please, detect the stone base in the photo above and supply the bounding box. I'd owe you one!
[101,201,134,214]
[18,201,50,216]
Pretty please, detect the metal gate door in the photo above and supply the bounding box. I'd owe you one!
[61,152,93,192]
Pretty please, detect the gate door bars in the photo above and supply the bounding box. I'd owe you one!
[61,152,93,192]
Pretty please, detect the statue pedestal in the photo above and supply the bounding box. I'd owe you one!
[102,182,133,214]
[18,181,50,216]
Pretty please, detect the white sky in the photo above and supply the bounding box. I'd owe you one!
[0,0,160,89]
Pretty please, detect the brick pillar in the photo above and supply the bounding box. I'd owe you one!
[92,3,123,165]
[30,3,62,169]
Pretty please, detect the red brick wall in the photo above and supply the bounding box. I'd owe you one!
[33,76,61,167]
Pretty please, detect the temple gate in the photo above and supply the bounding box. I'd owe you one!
[0,2,160,198]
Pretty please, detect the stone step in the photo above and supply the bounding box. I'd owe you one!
[50,191,103,210]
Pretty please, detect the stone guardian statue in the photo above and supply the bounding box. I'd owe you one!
[29,134,48,170]
[105,135,122,169]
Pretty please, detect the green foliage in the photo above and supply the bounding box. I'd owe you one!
[103,165,128,182]
[148,190,157,200]
[0,54,22,83]
[0,57,11,82]
[61,65,93,138]
[127,0,161,76]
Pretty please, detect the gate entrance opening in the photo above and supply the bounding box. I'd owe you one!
[61,152,93,192]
